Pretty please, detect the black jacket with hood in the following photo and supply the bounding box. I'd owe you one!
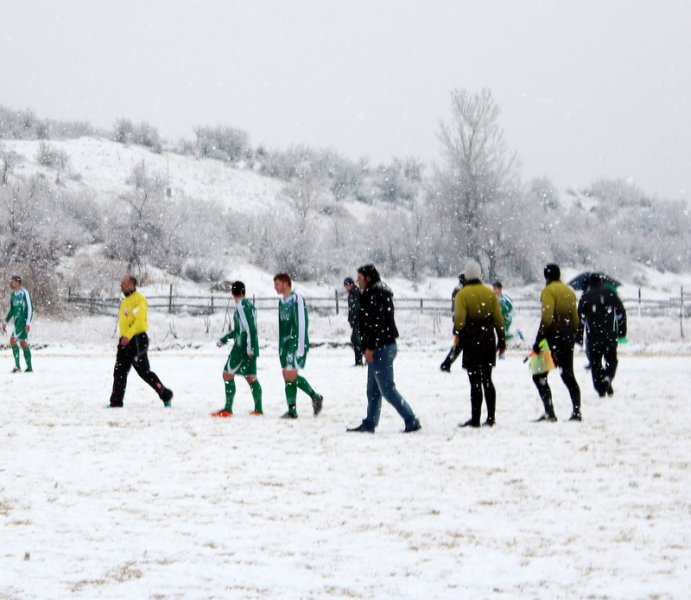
[359,281,399,351]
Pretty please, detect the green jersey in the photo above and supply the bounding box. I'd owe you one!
[5,287,33,335]
[220,298,259,357]
[278,291,309,357]
[498,293,514,329]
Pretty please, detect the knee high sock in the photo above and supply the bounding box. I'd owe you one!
[224,379,236,412]
[284,381,297,415]
[250,380,263,413]
[296,375,317,399]
[23,347,32,371]
[12,345,20,369]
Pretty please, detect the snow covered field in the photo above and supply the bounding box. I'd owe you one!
[1,312,689,598]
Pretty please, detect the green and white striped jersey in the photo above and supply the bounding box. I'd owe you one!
[4,287,33,330]
[220,298,259,356]
[278,291,309,357]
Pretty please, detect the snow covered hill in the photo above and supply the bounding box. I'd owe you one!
[6,137,286,213]
[4,137,377,225]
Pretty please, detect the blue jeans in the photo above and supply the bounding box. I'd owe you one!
[364,343,418,429]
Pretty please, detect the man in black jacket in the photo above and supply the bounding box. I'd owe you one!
[346,264,421,433]
[343,277,363,366]
[576,273,627,396]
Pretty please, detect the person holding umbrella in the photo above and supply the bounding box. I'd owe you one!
[576,273,627,396]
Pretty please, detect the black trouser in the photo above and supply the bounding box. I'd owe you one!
[466,363,496,425]
[532,342,581,417]
[350,327,363,365]
[110,333,165,406]
[588,341,618,395]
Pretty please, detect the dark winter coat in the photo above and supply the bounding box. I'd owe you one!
[453,280,506,371]
[576,284,627,347]
[347,287,361,330]
[359,281,399,351]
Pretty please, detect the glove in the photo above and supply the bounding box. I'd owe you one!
[532,342,541,354]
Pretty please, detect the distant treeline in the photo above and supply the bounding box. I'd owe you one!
[0,94,689,315]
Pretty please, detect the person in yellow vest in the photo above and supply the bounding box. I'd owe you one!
[454,260,506,428]
[532,264,581,422]
[108,274,173,408]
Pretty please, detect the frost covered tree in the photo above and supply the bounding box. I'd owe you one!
[374,157,424,207]
[283,164,330,234]
[195,126,249,162]
[0,176,86,310]
[104,161,169,277]
[432,89,520,280]
[0,144,22,184]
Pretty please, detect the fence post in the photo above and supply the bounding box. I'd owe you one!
[638,287,641,318]
[335,290,339,315]
[420,298,424,314]
[211,294,214,314]
[681,286,685,340]
[169,283,173,314]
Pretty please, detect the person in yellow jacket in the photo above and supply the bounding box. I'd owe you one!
[108,274,173,408]
[532,263,581,422]
[454,260,506,428]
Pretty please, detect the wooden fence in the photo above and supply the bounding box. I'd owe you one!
[66,287,687,323]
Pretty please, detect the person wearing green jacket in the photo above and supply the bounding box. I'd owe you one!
[211,281,263,417]
[2,275,33,372]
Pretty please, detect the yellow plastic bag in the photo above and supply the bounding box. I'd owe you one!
[527,339,556,375]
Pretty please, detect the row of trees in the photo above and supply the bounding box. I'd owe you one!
[1,91,689,311]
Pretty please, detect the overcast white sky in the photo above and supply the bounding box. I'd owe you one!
[2,0,690,199]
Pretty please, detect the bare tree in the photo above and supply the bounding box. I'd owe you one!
[0,145,22,185]
[283,166,325,233]
[433,88,519,280]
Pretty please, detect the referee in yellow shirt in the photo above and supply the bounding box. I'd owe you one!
[109,274,173,408]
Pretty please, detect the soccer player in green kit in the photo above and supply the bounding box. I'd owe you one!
[211,281,263,417]
[273,273,323,419]
[1,275,33,372]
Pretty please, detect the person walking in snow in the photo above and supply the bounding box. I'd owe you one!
[493,280,523,344]
[455,261,506,428]
[532,264,581,422]
[2,275,33,373]
[440,273,465,372]
[343,276,363,366]
[211,280,263,417]
[108,274,174,408]
[273,273,323,419]
[346,264,421,433]
[576,273,627,397]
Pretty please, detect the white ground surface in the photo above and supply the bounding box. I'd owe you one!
[1,327,689,598]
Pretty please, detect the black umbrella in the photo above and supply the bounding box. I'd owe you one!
[568,272,622,291]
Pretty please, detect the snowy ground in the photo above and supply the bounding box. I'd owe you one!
[1,314,690,598]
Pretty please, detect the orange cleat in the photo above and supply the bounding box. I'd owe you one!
[211,410,233,418]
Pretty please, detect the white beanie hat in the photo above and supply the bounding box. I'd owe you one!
[463,259,482,281]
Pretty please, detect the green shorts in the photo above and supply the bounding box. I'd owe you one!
[12,326,29,342]
[279,346,307,370]
[224,347,257,376]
